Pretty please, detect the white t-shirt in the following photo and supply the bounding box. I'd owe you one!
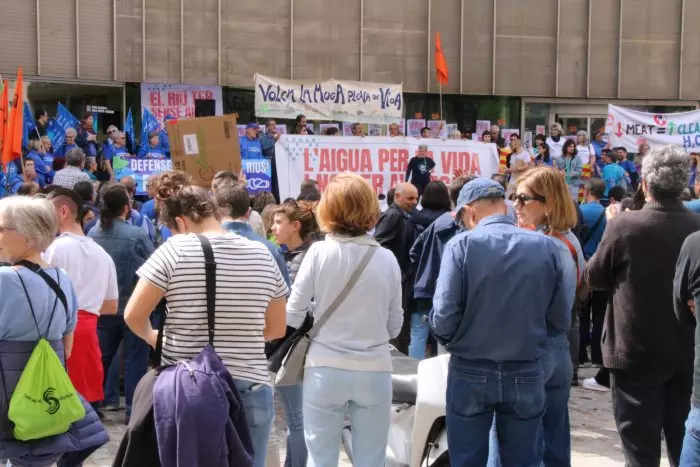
[576,144,596,165]
[547,136,566,160]
[508,150,532,191]
[137,233,288,385]
[43,233,119,315]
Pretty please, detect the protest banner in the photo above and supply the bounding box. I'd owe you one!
[319,123,340,135]
[275,136,500,199]
[446,123,459,137]
[407,119,426,137]
[119,158,173,195]
[243,159,272,194]
[254,74,403,123]
[141,83,223,124]
[606,104,700,152]
[428,120,447,138]
[476,120,491,138]
[536,125,546,136]
[342,122,354,136]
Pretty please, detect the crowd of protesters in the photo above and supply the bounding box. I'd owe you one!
[3,107,700,467]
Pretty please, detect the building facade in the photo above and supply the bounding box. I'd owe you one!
[0,0,697,137]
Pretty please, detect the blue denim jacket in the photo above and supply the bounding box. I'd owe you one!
[88,219,155,314]
[429,214,573,361]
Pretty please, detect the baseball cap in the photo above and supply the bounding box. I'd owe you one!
[455,178,506,218]
[246,122,260,130]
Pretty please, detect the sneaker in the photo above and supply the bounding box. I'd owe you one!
[582,377,610,392]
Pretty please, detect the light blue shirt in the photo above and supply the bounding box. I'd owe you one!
[602,163,627,196]
[579,202,607,259]
[0,267,78,341]
[429,214,573,361]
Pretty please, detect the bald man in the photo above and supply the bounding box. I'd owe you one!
[375,182,419,353]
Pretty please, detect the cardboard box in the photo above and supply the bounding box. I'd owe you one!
[168,115,241,189]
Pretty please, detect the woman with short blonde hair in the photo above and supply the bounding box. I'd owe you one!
[512,166,584,465]
[287,173,402,467]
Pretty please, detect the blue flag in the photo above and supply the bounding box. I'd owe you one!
[124,108,136,153]
[140,107,161,149]
[49,103,79,150]
[22,101,37,149]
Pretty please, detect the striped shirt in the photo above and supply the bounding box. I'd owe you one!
[137,233,288,385]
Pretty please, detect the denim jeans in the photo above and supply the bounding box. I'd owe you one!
[409,299,432,360]
[276,383,307,467]
[681,405,700,466]
[487,335,574,467]
[303,367,391,467]
[235,379,274,467]
[541,334,573,467]
[447,356,545,467]
[97,315,149,419]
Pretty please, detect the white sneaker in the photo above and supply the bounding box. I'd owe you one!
[582,377,610,392]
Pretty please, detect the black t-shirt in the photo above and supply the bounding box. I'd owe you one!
[406,157,436,190]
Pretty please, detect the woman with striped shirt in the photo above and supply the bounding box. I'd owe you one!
[124,171,288,467]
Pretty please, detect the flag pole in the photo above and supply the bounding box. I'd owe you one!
[439,81,443,122]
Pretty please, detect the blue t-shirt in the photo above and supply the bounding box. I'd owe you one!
[618,159,637,174]
[140,199,156,221]
[0,266,78,341]
[686,200,700,214]
[579,202,607,259]
[55,143,78,158]
[137,146,168,159]
[602,163,627,196]
[239,136,263,160]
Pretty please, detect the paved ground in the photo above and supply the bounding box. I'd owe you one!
[78,367,668,467]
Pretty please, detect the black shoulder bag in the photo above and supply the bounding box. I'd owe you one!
[151,234,216,367]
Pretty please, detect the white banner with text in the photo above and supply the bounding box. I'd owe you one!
[275,135,500,199]
[255,74,403,123]
[606,104,700,152]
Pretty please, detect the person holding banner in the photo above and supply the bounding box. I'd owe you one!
[137,132,168,159]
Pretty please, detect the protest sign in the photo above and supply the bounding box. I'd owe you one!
[254,74,403,124]
[319,123,340,135]
[141,83,223,124]
[275,136,500,199]
[536,125,546,136]
[342,122,354,136]
[122,158,173,195]
[169,115,241,189]
[606,104,700,152]
[427,120,447,138]
[407,119,426,137]
[446,123,459,137]
[243,159,272,194]
[368,124,386,136]
[476,120,491,137]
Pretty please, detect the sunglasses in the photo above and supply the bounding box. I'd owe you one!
[514,193,546,205]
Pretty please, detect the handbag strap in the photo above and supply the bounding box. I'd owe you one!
[14,260,68,315]
[196,234,217,346]
[550,232,581,286]
[307,246,376,339]
[153,234,217,365]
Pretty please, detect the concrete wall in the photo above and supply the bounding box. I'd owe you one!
[0,0,695,100]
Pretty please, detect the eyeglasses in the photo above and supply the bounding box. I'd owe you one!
[513,193,546,205]
[0,226,17,233]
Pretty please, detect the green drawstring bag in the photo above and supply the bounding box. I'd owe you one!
[0,266,85,441]
[8,338,85,440]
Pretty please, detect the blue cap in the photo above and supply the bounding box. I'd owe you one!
[456,178,505,215]
[246,122,260,130]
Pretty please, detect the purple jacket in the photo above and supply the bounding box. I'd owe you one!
[153,345,254,467]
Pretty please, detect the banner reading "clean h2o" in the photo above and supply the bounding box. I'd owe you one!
[255,74,403,124]
[606,104,700,152]
[275,135,500,200]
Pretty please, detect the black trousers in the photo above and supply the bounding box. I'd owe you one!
[579,290,608,364]
[391,278,413,355]
[611,368,692,467]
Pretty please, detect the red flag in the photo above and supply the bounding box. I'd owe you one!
[2,68,23,166]
[0,81,8,155]
[435,33,449,86]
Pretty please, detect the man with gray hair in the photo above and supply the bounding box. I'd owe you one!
[52,148,92,189]
[588,144,700,466]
